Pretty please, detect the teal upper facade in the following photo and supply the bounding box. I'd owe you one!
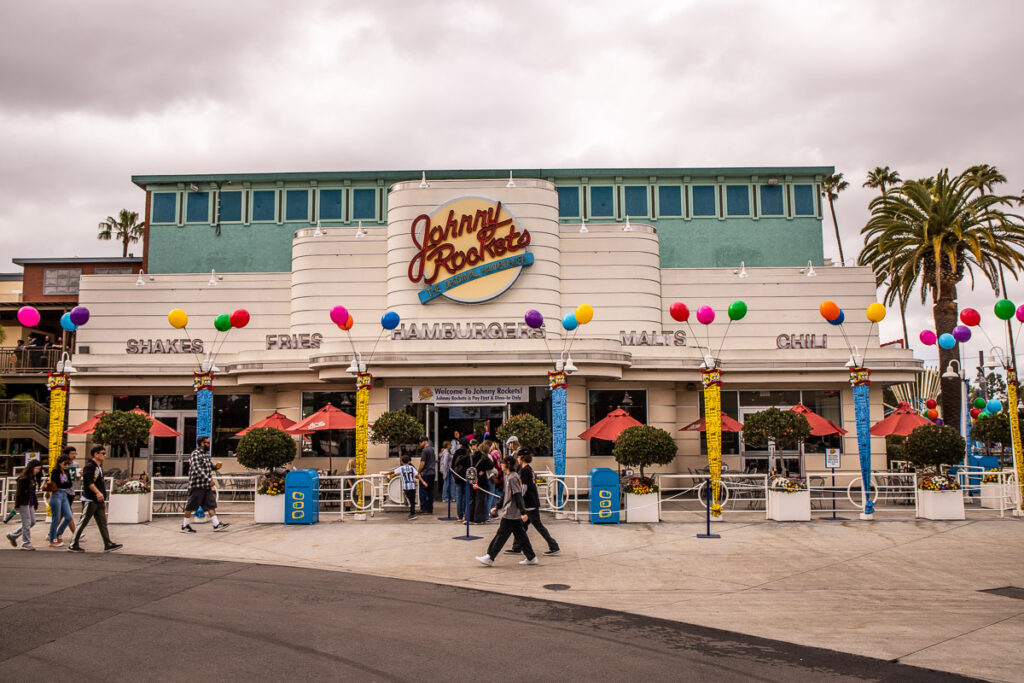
[134,167,833,274]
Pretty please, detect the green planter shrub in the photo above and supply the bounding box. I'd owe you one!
[236,427,297,472]
[496,414,552,451]
[612,425,677,478]
[369,410,425,447]
[905,424,966,470]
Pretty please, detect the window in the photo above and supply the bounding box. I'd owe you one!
[42,268,81,296]
[113,395,151,412]
[726,185,750,216]
[252,190,276,221]
[319,189,342,220]
[152,192,177,223]
[186,192,209,223]
[624,186,648,216]
[692,186,716,216]
[151,394,197,411]
[556,187,579,217]
[739,390,801,407]
[801,390,843,453]
[213,394,250,459]
[285,189,308,221]
[219,191,242,222]
[301,391,357,464]
[588,390,647,456]
[589,186,614,217]
[386,388,427,458]
[760,185,784,216]
[794,184,815,216]
[352,188,376,220]
[658,186,682,216]
[94,267,133,274]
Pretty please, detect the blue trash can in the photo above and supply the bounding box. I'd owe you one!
[285,469,320,524]
[588,467,620,524]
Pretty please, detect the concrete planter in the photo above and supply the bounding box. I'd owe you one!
[767,489,810,521]
[980,483,1009,509]
[108,493,152,524]
[624,492,659,523]
[917,489,965,520]
[254,493,286,523]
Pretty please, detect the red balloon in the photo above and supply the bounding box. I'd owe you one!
[669,302,689,322]
[959,308,981,327]
[229,309,250,328]
[925,398,937,409]
[970,408,981,419]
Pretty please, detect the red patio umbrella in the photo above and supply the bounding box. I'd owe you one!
[789,404,847,436]
[65,409,181,437]
[65,411,107,434]
[578,408,643,441]
[287,404,357,471]
[870,401,932,437]
[236,411,297,437]
[679,413,744,432]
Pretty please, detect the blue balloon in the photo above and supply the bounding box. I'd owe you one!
[937,333,956,349]
[827,310,845,326]
[60,313,78,332]
[561,313,578,331]
[381,311,400,330]
[986,399,1003,414]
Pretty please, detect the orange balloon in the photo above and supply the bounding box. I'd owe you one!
[341,313,354,331]
[819,300,840,321]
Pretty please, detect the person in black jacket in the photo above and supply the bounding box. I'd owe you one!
[468,444,494,524]
[509,449,560,556]
[6,459,41,550]
[475,455,537,566]
[69,446,121,553]
[450,439,472,521]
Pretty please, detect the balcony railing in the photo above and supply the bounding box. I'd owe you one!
[0,348,61,375]
[0,399,49,434]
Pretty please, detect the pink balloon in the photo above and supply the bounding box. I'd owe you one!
[17,306,40,328]
[919,330,936,346]
[696,305,715,325]
[329,305,349,325]
[1017,304,1024,323]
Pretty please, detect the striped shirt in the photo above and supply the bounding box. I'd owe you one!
[394,464,418,490]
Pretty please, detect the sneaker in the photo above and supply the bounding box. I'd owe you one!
[475,554,493,567]
[68,544,84,552]
[104,543,123,552]
[6,534,16,548]
[213,522,231,532]
[407,515,418,521]
[21,545,35,551]
[505,549,522,555]
[543,548,561,556]
[49,540,64,548]
[180,524,196,534]
[519,557,539,566]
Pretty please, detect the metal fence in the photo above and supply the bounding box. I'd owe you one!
[0,348,60,374]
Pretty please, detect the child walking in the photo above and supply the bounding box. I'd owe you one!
[393,454,427,520]
[6,459,42,550]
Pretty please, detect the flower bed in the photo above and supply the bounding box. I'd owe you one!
[768,476,807,493]
[109,479,152,523]
[918,474,960,491]
[917,474,964,520]
[623,476,659,523]
[254,474,286,523]
[767,476,810,521]
[257,474,285,496]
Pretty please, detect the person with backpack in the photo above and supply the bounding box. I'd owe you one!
[392,454,427,520]
[6,459,42,550]
[475,455,538,567]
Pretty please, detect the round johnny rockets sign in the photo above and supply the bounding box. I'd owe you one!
[407,197,534,304]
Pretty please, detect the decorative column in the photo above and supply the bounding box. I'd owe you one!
[549,371,567,476]
[47,373,69,472]
[355,372,372,477]
[1008,368,1024,516]
[850,366,874,519]
[194,372,214,441]
[701,368,723,517]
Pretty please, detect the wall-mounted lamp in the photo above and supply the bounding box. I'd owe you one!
[506,171,515,188]
[800,260,817,277]
[313,220,324,237]
[623,215,633,232]
[208,269,220,287]
[734,261,749,278]
[579,217,588,234]
[419,172,429,189]
[136,269,146,286]
[355,220,367,239]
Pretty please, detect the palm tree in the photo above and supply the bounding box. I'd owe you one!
[97,209,145,257]
[863,167,908,346]
[821,173,849,266]
[964,165,1012,296]
[859,168,1024,430]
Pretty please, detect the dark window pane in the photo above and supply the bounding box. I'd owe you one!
[557,187,579,217]
[300,391,357,467]
[186,192,209,223]
[801,389,843,453]
[285,190,308,221]
[213,394,250,459]
[252,190,276,221]
[726,185,749,216]
[151,394,197,411]
[794,184,815,215]
[590,186,614,217]
[352,188,376,220]
[152,193,176,223]
[113,395,151,412]
[658,186,682,216]
[219,191,242,222]
[319,189,342,220]
[587,390,647,456]
[760,185,784,215]
[739,391,801,407]
[692,186,716,216]
[624,186,648,216]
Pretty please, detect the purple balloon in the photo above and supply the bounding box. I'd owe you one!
[69,306,90,326]
[1017,304,1024,323]
[524,309,544,329]
[933,418,943,426]
[952,325,971,343]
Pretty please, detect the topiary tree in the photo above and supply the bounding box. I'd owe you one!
[236,427,297,472]
[93,410,153,477]
[741,408,811,473]
[886,435,907,466]
[495,414,552,452]
[612,425,677,478]
[369,410,425,458]
[905,424,966,470]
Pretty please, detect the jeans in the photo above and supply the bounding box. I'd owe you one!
[513,509,559,552]
[7,506,36,547]
[455,478,467,519]
[486,518,535,561]
[419,474,436,513]
[404,488,417,517]
[48,491,73,541]
[73,501,112,547]
[441,471,456,502]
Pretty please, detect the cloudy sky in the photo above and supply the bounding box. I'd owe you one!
[2,0,1022,373]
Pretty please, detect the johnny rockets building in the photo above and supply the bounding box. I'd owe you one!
[67,167,920,477]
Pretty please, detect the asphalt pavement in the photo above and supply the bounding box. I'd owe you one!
[0,552,978,682]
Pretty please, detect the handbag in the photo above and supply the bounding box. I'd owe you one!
[42,480,57,493]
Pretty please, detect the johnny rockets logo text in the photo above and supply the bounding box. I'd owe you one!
[407,198,534,304]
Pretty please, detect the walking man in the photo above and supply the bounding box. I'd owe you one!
[181,437,230,533]
[417,436,436,514]
[69,446,121,552]
[509,449,560,556]
[475,455,538,567]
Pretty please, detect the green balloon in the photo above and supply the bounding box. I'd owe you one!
[973,397,987,409]
[214,314,232,332]
[979,411,991,419]
[727,300,748,321]
[994,299,1015,320]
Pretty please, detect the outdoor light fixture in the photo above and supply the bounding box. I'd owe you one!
[506,171,515,188]
[419,172,429,188]
[800,260,817,277]
[942,360,962,379]
[355,220,367,238]
[135,269,145,286]
[621,391,634,407]
[563,355,578,373]
[766,177,780,185]
[55,351,76,374]
[623,215,633,232]
[313,220,324,237]
[201,358,220,373]
[189,183,199,192]
[208,269,219,287]
[579,218,588,234]
[734,261,749,278]
[845,352,864,368]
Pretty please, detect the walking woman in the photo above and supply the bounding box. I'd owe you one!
[46,455,76,547]
[6,459,42,550]
[475,455,538,566]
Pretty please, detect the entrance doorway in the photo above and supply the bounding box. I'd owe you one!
[427,404,510,450]
[738,406,801,475]
[150,411,197,477]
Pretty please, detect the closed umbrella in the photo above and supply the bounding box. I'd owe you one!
[578,408,643,441]
[236,411,297,437]
[287,404,357,472]
[679,413,744,432]
[870,401,932,437]
[789,404,847,436]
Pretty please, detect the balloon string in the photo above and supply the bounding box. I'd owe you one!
[542,333,557,367]
[179,326,205,370]
[715,320,732,361]
[684,320,708,361]
[343,327,360,362]
[861,322,875,366]
[837,323,855,355]
[213,328,232,362]
[975,323,998,356]
[366,329,385,367]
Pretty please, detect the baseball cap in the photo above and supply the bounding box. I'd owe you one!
[505,436,519,445]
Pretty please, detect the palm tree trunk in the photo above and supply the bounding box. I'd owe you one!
[934,291,961,432]
[999,264,1018,366]
[899,295,909,348]
[122,238,129,258]
[826,196,846,265]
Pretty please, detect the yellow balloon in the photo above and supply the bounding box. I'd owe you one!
[865,303,886,323]
[168,308,189,329]
[575,304,594,325]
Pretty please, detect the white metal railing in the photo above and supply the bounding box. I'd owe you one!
[539,473,590,521]
[805,470,918,515]
[658,473,769,519]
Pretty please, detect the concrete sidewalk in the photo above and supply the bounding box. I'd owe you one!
[30,513,1024,682]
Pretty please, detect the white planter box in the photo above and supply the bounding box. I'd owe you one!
[254,493,286,523]
[625,492,660,523]
[917,489,965,520]
[980,483,1009,509]
[108,493,152,524]
[767,489,811,521]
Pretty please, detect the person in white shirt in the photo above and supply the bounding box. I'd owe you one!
[393,454,427,520]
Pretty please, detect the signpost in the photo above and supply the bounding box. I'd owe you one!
[820,448,848,521]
